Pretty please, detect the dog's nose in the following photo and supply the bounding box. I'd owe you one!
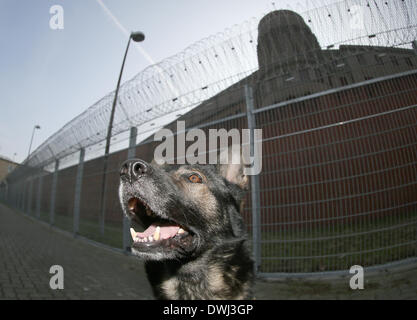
[120,159,150,181]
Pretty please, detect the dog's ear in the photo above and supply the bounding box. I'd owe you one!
[219,146,249,238]
[218,146,249,191]
[151,157,166,169]
[227,204,246,238]
[150,158,160,167]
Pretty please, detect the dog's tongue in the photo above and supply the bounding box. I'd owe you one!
[136,223,180,240]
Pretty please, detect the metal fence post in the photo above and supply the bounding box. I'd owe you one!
[15,183,18,208]
[22,182,27,212]
[27,178,34,215]
[14,184,17,207]
[2,185,5,202]
[73,148,85,235]
[11,184,15,207]
[50,159,59,225]
[1,183,6,202]
[5,183,10,204]
[244,84,262,274]
[15,183,19,208]
[36,174,43,219]
[13,183,17,207]
[9,183,13,206]
[11,183,15,207]
[0,183,4,202]
[3,183,7,203]
[20,181,25,210]
[123,126,137,252]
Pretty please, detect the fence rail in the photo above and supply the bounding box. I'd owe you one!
[2,3,417,276]
[2,67,417,275]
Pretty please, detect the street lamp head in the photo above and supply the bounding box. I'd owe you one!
[27,125,41,158]
[130,31,145,42]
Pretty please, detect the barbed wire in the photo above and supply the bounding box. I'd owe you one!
[23,0,417,169]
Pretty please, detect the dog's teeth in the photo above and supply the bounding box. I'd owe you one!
[178,228,185,234]
[148,235,153,242]
[154,226,160,241]
[146,207,152,216]
[130,228,137,240]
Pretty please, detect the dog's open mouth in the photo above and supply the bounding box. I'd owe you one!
[127,197,193,250]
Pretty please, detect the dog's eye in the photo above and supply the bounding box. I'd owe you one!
[188,173,202,184]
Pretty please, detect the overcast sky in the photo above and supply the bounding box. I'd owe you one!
[0,0,355,164]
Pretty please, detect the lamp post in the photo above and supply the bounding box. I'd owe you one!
[99,31,145,235]
[27,125,41,159]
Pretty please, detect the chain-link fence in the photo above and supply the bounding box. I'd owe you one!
[1,2,417,276]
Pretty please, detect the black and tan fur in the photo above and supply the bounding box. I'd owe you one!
[118,152,254,300]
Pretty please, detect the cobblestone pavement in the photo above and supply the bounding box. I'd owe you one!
[0,203,153,300]
[1,203,416,300]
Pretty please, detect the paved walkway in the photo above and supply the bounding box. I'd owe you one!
[0,203,153,300]
[1,203,416,300]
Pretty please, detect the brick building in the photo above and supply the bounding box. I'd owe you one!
[20,10,417,272]
[50,10,417,227]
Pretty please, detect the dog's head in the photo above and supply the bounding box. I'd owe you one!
[118,149,249,261]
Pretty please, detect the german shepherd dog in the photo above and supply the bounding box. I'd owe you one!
[118,151,254,299]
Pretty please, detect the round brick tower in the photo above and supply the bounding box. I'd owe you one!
[257,10,321,72]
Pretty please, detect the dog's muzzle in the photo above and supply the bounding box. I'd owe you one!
[119,159,194,254]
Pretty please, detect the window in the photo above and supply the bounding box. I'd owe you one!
[357,54,366,65]
[334,59,346,68]
[300,69,310,81]
[328,76,334,87]
[405,57,414,67]
[340,76,348,86]
[283,74,295,82]
[390,56,399,66]
[375,54,384,65]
